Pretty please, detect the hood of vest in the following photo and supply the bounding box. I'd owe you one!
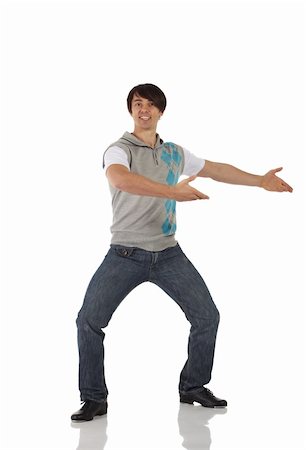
[118,131,164,149]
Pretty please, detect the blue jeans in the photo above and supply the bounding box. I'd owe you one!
[76,243,220,402]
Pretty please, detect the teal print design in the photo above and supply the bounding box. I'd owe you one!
[162,199,176,235]
[161,143,182,235]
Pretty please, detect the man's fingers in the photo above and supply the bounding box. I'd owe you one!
[185,175,197,183]
[277,176,293,192]
[264,168,293,193]
[192,187,209,199]
[281,181,293,191]
[281,182,293,192]
[176,176,210,200]
[271,167,283,174]
[186,177,210,199]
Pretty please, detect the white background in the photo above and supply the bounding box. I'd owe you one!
[1,0,305,449]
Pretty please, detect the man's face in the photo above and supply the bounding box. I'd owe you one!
[130,94,163,131]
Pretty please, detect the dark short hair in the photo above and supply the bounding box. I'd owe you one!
[127,83,167,114]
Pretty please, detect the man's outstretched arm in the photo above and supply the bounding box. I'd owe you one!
[106,164,209,201]
[198,160,293,193]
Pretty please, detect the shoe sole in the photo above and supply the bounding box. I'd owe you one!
[71,411,107,422]
[180,397,227,408]
[71,410,107,422]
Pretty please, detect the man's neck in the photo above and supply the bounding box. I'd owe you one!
[131,128,158,148]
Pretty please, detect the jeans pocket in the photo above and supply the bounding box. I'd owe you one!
[114,247,135,258]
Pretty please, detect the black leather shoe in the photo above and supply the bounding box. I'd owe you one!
[71,400,108,421]
[180,387,227,408]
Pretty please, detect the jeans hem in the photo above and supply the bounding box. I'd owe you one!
[179,386,206,395]
[80,396,107,403]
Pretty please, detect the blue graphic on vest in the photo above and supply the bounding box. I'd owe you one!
[161,143,182,235]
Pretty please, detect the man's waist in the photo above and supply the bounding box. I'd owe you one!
[111,230,177,252]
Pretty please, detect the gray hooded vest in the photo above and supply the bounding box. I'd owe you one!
[103,132,185,251]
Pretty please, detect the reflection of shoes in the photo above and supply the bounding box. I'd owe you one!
[180,387,227,408]
[71,400,108,421]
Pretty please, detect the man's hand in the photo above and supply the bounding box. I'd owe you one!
[260,167,293,192]
[107,165,209,201]
[170,176,209,202]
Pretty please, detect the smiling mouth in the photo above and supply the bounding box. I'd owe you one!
[139,116,151,121]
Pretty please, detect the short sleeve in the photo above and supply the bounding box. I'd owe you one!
[103,146,130,172]
[182,148,205,176]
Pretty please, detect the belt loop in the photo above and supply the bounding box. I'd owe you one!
[151,252,158,264]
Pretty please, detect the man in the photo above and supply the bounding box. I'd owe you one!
[71,83,293,421]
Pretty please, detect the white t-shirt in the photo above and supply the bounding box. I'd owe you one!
[104,145,205,177]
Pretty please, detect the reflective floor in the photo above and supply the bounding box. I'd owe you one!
[3,385,305,450]
[3,280,306,450]
[2,286,306,450]
[71,402,225,450]
[69,395,305,450]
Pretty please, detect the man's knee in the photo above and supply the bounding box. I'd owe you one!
[193,303,220,328]
[213,306,220,325]
[76,309,109,332]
